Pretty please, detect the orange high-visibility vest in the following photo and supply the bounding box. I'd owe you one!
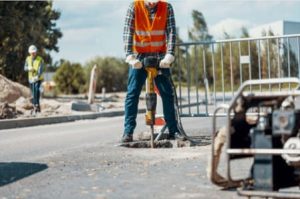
[133,0,167,53]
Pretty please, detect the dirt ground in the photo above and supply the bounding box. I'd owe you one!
[0,90,143,120]
[0,74,133,120]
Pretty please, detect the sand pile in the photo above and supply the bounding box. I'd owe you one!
[0,74,31,103]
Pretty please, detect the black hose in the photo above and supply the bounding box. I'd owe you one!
[144,54,203,144]
[167,74,203,144]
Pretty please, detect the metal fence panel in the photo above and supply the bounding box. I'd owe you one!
[173,34,300,117]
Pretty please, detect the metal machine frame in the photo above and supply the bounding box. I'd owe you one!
[210,78,300,198]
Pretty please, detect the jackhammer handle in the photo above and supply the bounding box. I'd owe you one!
[143,56,159,69]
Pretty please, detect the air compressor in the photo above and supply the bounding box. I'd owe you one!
[210,78,300,198]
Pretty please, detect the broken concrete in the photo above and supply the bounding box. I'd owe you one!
[15,96,33,110]
[120,131,212,149]
[0,103,18,119]
[71,100,104,112]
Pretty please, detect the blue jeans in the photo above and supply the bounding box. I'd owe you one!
[30,81,41,106]
[124,67,178,135]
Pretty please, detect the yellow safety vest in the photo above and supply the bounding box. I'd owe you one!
[26,55,44,81]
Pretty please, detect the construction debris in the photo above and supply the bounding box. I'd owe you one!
[15,97,33,110]
[0,74,129,120]
[0,103,18,119]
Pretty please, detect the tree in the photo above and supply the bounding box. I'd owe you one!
[214,32,238,91]
[282,40,299,78]
[188,10,213,42]
[0,1,62,83]
[240,27,259,82]
[213,27,259,91]
[260,29,279,79]
[187,10,214,88]
[53,60,86,94]
[172,27,187,83]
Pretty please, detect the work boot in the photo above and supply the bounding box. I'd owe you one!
[167,132,186,141]
[36,105,41,113]
[31,105,37,115]
[121,134,133,143]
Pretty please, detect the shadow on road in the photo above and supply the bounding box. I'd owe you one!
[0,162,48,186]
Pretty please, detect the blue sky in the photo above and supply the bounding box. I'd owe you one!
[51,0,300,64]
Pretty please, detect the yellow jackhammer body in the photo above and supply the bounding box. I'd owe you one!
[144,57,159,148]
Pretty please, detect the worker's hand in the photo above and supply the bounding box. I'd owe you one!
[125,55,142,69]
[32,76,39,83]
[130,59,142,69]
[28,66,34,72]
[159,54,175,68]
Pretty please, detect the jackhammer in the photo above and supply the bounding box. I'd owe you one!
[143,57,159,148]
[143,56,200,145]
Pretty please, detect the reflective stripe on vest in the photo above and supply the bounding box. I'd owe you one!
[135,30,165,36]
[133,0,167,53]
[133,41,165,47]
[26,55,44,81]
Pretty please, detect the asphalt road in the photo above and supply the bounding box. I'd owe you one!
[0,115,243,199]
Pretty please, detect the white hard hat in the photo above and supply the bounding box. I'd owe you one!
[28,45,37,53]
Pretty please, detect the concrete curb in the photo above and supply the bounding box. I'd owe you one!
[0,109,146,130]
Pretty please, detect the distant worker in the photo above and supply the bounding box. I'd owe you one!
[122,0,183,142]
[24,45,44,113]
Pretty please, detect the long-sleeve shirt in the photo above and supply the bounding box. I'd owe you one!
[123,2,176,60]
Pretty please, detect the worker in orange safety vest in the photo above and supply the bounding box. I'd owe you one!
[122,0,183,142]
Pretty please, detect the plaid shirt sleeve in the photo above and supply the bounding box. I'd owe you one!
[166,3,176,56]
[123,3,135,57]
[123,2,177,57]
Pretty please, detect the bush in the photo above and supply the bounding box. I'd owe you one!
[85,57,128,93]
[53,60,86,94]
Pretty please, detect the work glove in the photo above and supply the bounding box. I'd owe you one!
[159,54,175,68]
[125,54,142,69]
[32,76,39,83]
[28,65,34,72]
